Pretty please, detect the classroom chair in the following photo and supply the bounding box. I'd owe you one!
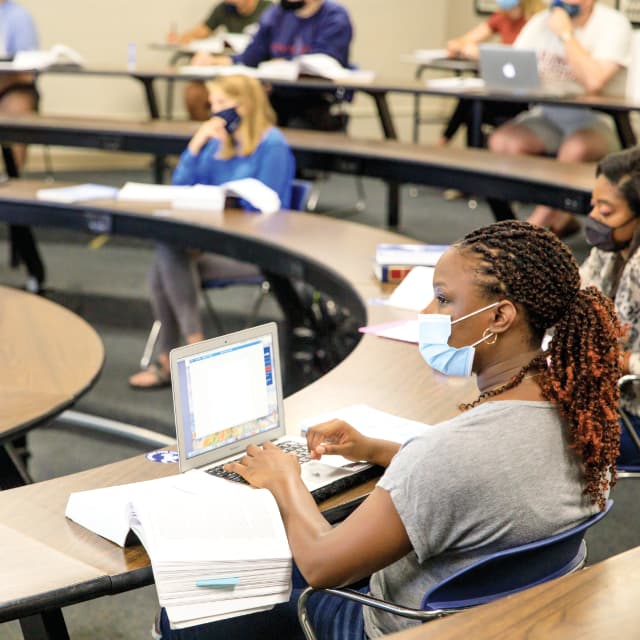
[297,501,613,640]
[617,375,640,478]
[140,180,312,368]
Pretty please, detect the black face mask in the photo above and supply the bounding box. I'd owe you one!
[584,215,635,252]
[281,0,305,11]
[211,107,241,135]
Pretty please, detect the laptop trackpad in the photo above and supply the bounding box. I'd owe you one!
[301,460,353,491]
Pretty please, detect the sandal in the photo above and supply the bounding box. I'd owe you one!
[128,363,171,390]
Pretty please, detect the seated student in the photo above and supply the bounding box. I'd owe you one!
[172,0,272,121]
[580,147,640,466]
[488,0,632,237]
[439,0,544,147]
[129,75,294,389]
[157,220,621,638]
[0,0,45,293]
[189,0,353,131]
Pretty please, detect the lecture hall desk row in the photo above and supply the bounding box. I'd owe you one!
[0,113,597,227]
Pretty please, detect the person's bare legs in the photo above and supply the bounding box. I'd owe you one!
[185,81,210,121]
[0,88,37,168]
[528,128,611,231]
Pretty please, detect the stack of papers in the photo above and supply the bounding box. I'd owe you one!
[117,178,281,214]
[36,183,119,203]
[0,44,84,71]
[179,54,375,83]
[374,243,447,283]
[65,472,292,629]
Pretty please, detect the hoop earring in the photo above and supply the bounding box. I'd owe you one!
[482,328,497,345]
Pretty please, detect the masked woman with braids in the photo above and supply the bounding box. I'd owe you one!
[580,147,640,466]
[158,220,621,640]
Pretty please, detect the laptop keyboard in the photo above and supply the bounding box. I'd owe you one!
[205,441,382,505]
[205,440,311,484]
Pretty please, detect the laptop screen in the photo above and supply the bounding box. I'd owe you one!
[173,328,281,463]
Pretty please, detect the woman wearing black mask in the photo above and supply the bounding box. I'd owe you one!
[580,147,640,465]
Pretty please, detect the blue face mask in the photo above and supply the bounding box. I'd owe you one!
[497,0,520,9]
[550,0,581,18]
[211,106,241,135]
[418,302,500,377]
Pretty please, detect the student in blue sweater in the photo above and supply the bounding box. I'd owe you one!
[129,75,295,389]
[185,0,353,130]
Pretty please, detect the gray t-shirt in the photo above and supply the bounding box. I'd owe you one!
[364,400,598,638]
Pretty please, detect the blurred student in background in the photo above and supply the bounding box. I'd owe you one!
[187,0,353,131]
[439,0,545,147]
[129,75,294,389]
[489,0,632,237]
[0,0,45,294]
[580,147,640,466]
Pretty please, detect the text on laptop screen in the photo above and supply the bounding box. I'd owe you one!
[175,333,279,460]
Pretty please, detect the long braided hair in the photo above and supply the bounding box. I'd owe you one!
[457,221,622,510]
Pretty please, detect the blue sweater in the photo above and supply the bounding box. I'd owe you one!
[172,127,295,211]
[233,0,352,67]
[0,1,39,55]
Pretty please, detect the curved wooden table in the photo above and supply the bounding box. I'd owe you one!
[0,286,104,442]
[387,544,640,640]
[0,184,478,638]
[0,285,104,493]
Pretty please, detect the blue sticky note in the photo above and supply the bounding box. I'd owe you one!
[195,577,239,588]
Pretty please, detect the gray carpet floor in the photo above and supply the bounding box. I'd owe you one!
[0,168,636,640]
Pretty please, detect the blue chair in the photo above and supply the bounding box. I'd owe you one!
[140,180,312,368]
[297,501,613,640]
[617,375,640,477]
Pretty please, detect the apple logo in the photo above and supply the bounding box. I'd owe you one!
[502,63,516,79]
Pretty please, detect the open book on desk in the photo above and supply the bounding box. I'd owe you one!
[65,471,292,629]
[117,178,281,213]
[179,54,375,83]
[0,44,85,71]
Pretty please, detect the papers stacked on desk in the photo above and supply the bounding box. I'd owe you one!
[65,472,292,629]
[36,183,119,203]
[374,243,447,283]
[179,54,375,83]
[0,44,84,70]
[117,178,281,213]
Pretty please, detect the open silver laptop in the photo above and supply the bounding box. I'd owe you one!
[478,44,577,97]
[170,322,378,503]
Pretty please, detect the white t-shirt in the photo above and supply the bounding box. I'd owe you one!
[515,3,632,96]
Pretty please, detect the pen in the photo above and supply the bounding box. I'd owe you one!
[195,577,239,588]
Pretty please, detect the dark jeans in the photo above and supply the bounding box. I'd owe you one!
[619,412,640,466]
[269,90,347,132]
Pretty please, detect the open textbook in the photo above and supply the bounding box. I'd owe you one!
[117,178,281,213]
[0,44,85,71]
[65,471,292,629]
[179,53,375,83]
